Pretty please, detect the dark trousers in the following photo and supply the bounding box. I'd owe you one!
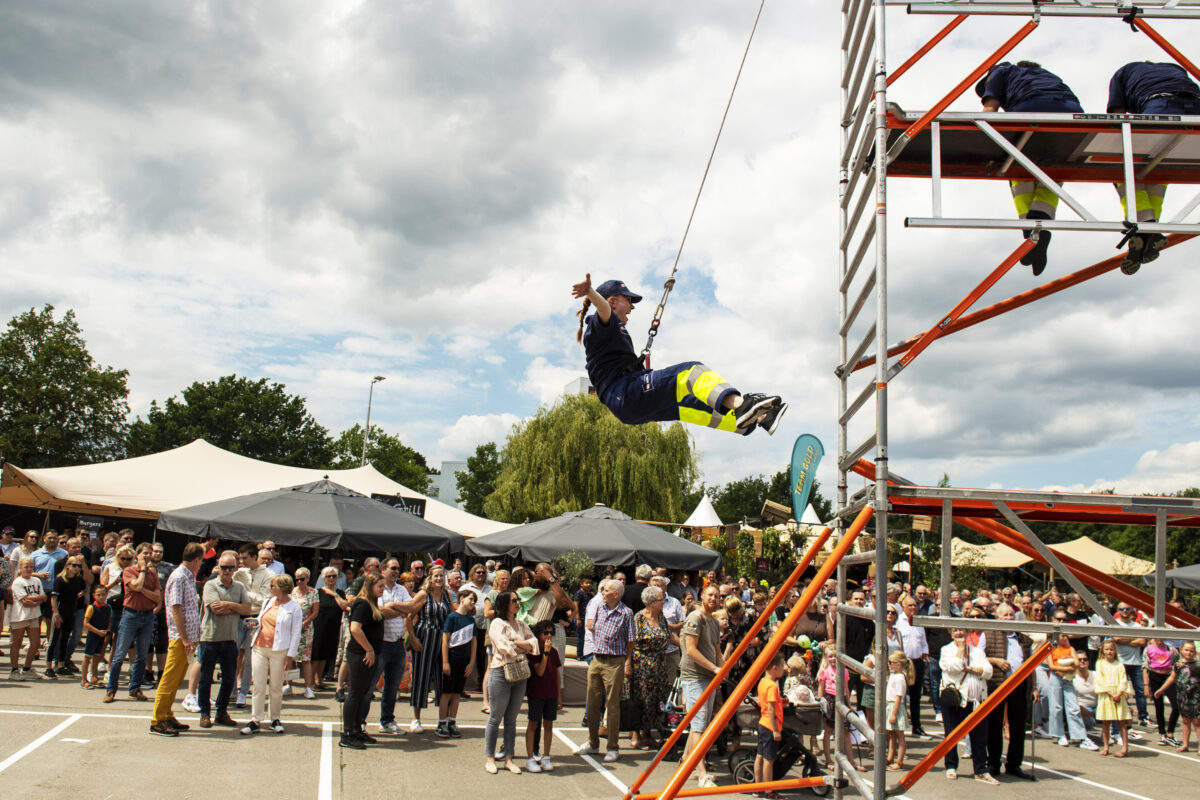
[48,609,77,665]
[1148,670,1178,736]
[986,685,1028,774]
[366,638,406,726]
[943,700,989,776]
[198,640,239,716]
[908,657,928,733]
[343,649,373,736]
[475,627,489,685]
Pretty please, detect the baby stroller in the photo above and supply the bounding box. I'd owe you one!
[726,699,828,796]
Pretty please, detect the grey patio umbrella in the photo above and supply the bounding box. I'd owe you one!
[157,478,465,554]
[464,504,721,570]
[1143,562,1200,590]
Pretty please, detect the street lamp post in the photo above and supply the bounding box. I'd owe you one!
[361,375,386,466]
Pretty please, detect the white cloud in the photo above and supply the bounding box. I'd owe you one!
[1043,441,1200,495]
[436,413,522,463]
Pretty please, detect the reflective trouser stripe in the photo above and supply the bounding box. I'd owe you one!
[1115,182,1166,222]
[677,364,734,410]
[1010,181,1058,218]
[679,406,738,432]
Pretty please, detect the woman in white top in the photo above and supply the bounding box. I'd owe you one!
[939,627,994,782]
[484,590,538,775]
[241,574,302,735]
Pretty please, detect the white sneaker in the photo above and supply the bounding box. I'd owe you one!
[1034,726,1053,740]
[934,712,943,723]
[304,686,315,699]
[540,755,554,772]
[380,721,402,735]
[1079,738,1099,751]
[573,742,595,756]
[410,719,424,734]
[282,684,292,696]
[1057,736,1070,747]
[697,775,718,788]
[182,694,200,713]
[526,757,542,773]
[236,691,247,707]
[603,749,619,763]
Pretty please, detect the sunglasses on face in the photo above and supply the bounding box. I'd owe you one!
[218,565,236,571]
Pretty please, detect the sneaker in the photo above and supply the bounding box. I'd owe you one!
[335,688,345,703]
[240,721,259,736]
[1127,729,1143,740]
[540,755,553,772]
[526,757,542,773]
[1057,736,1070,747]
[603,749,619,763]
[573,742,595,756]
[380,721,403,735]
[697,775,718,788]
[304,686,315,700]
[8,669,19,681]
[182,694,200,713]
[270,719,285,734]
[448,721,462,739]
[282,684,292,697]
[1141,233,1166,264]
[934,713,943,723]
[1079,738,1098,751]
[1163,735,1182,748]
[1034,726,1053,740]
[435,721,450,738]
[21,668,34,679]
[236,691,247,708]
[339,734,366,750]
[410,719,424,734]
[43,668,57,680]
[355,731,378,744]
[734,393,778,430]
[1120,234,1145,275]
[149,722,178,737]
[755,400,788,436]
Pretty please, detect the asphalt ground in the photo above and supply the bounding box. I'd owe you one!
[1,661,1198,799]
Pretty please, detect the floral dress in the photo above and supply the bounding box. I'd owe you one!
[631,610,671,730]
[1175,660,1200,719]
[292,586,318,662]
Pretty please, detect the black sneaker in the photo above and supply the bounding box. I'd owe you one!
[149,722,178,737]
[240,721,259,736]
[755,400,788,436]
[270,720,285,734]
[335,688,346,703]
[43,668,57,680]
[435,721,450,738]
[734,394,779,430]
[1120,234,1145,275]
[339,734,366,750]
[448,720,462,739]
[355,731,378,744]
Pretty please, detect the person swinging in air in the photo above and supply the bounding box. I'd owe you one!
[571,274,786,436]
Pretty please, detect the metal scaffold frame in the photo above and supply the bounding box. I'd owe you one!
[837,2,1200,798]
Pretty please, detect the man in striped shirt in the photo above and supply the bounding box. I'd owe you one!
[574,578,633,762]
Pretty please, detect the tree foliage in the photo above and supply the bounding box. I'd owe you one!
[330,424,431,493]
[483,393,699,524]
[0,305,130,467]
[126,374,332,467]
[709,469,832,525]
[456,442,501,516]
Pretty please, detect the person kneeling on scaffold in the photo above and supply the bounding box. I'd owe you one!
[571,274,786,436]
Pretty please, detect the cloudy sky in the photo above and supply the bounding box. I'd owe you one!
[2,1,1199,505]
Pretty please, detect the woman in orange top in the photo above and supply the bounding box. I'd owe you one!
[242,575,302,735]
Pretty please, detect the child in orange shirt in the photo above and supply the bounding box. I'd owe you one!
[754,653,788,798]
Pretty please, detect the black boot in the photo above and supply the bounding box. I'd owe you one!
[1020,210,1052,276]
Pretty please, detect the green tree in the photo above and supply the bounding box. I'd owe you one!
[0,305,130,467]
[710,475,772,523]
[330,424,431,493]
[456,442,501,516]
[126,374,332,466]
[767,469,833,523]
[483,393,699,523]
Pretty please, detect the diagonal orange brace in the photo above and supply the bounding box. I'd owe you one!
[895,238,1033,371]
[899,641,1051,791]
[654,507,875,800]
[847,458,1200,631]
[635,775,826,800]
[624,524,835,800]
[887,15,967,87]
[1132,18,1200,84]
[886,20,1038,164]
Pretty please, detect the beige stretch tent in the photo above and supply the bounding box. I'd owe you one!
[949,535,1154,576]
[0,439,510,538]
[950,536,1031,570]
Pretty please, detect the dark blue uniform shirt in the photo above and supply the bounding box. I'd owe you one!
[583,312,637,395]
[1108,62,1200,113]
[982,63,1081,112]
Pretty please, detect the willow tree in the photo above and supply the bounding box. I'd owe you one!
[484,393,699,523]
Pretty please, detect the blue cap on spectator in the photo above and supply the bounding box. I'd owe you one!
[1,526,13,534]
[595,279,642,303]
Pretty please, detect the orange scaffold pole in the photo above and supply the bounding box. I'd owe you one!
[653,505,875,800]
[624,524,835,800]
[635,776,825,800]
[897,641,1051,791]
[1131,17,1200,84]
[887,14,967,87]
[849,459,1200,631]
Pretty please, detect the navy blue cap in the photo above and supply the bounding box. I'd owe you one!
[595,279,642,303]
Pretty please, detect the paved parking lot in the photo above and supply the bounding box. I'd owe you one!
[2,675,1198,798]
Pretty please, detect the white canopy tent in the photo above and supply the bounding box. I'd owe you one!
[0,439,510,538]
[682,494,723,528]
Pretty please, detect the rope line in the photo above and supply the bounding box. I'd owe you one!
[640,0,768,366]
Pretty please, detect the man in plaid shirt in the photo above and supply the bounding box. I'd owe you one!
[574,578,633,762]
[150,542,204,736]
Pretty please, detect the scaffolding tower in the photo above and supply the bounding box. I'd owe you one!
[837,2,1200,798]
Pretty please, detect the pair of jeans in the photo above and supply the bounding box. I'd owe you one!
[198,640,239,716]
[1032,665,1050,726]
[942,700,989,775]
[1046,672,1087,741]
[366,638,406,727]
[151,639,191,724]
[1124,663,1148,722]
[66,606,85,662]
[484,669,526,759]
[927,658,943,716]
[106,608,155,693]
[343,648,374,736]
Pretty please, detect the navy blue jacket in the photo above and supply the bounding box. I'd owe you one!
[980,62,1081,112]
[1108,62,1200,113]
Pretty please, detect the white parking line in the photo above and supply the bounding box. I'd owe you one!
[552,729,628,793]
[318,723,332,800]
[1127,740,1200,765]
[0,715,81,774]
[1022,761,1154,800]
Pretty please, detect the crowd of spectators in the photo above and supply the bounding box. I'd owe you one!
[2,524,1198,786]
